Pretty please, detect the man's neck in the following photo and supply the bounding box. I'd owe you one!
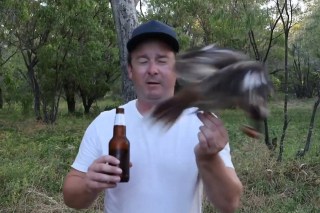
[135,99,159,115]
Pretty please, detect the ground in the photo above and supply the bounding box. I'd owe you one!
[0,96,319,212]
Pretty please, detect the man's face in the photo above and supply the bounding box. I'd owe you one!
[128,40,176,103]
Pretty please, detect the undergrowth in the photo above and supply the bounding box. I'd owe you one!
[0,98,319,213]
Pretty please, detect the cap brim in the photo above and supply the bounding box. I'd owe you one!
[127,32,179,53]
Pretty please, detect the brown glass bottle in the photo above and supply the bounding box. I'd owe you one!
[108,107,130,182]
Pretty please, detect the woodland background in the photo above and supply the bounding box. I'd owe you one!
[0,0,319,212]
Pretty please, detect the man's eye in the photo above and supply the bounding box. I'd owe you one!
[158,59,168,64]
[138,59,148,64]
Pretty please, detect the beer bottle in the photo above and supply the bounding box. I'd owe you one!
[109,107,130,182]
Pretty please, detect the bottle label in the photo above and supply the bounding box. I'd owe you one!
[114,114,125,125]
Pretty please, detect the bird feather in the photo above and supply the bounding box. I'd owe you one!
[151,44,274,137]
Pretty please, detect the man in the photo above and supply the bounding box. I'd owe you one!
[63,20,243,213]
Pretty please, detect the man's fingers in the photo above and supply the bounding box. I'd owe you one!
[87,178,117,190]
[199,125,215,147]
[91,161,122,176]
[197,111,229,156]
[85,155,131,192]
[198,131,209,149]
[94,155,120,165]
[197,112,223,128]
[90,155,120,181]
[203,112,222,125]
[88,171,121,183]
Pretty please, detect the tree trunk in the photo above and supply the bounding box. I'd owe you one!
[66,94,76,113]
[0,48,3,109]
[42,82,62,124]
[22,48,42,120]
[64,80,76,113]
[79,88,94,114]
[277,29,290,162]
[264,119,272,150]
[110,0,138,103]
[297,84,320,157]
[276,0,293,162]
[33,76,42,120]
[303,97,319,153]
[27,66,42,120]
[0,87,3,109]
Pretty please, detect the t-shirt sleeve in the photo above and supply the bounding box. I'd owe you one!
[71,119,103,173]
[218,143,234,168]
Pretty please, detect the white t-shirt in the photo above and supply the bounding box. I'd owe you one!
[72,99,234,213]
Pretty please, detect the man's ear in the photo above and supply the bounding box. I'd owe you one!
[127,64,133,80]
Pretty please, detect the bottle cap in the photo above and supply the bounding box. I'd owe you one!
[116,107,124,114]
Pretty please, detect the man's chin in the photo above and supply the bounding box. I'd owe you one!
[146,93,171,102]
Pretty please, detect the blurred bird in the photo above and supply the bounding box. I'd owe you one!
[150,44,273,138]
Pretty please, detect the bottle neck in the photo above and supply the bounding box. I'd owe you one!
[113,125,126,136]
[113,113,126,136]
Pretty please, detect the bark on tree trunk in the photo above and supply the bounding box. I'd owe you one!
[64,80,76,113]
[277,30,290,162]
[303,97,319,153]
[66,94,76,113]
[23,48,42,120]
[0,49,3,109]
[276,0,292,162]
[0,87,3,109]
[297,85,320,157]
[33,76,42,120]
[110,0,138,103]
[79,88,94,114]
[27,67,42,120]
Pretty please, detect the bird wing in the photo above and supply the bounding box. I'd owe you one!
[195,60,273,120]
[175,44,249,85]
[151,44,273,138]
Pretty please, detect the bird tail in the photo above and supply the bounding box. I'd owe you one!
[151,88,201,127]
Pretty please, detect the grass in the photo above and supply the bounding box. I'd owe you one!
[0,97,319,213]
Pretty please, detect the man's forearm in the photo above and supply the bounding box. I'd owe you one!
[196,154,243,213]
[63,174,100,209]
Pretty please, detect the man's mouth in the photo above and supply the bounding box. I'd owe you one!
[147,82,160,85]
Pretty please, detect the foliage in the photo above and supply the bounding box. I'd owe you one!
[0,0,120,120]
[0,52,33,114]
[290,0,320,98]
[1,0,319,121]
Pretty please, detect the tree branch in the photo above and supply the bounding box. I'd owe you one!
[263,9,282,63]
[248,29,260,61]
[0,49,18,66]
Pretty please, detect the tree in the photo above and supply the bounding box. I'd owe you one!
[240,0,283,150]
[291,43,318,98]
[293,0,320,156]
[110,0,138,102]
[0,0,119,120]
[53,0,118,115]
[0,0,55,119]
[297,81,320,157]
[0,3,18,109]
[276,0,297,162]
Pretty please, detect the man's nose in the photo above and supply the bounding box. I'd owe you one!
[148,61,159,75]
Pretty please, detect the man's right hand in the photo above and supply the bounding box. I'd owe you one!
[85,155,123,193]
[63,155,124,209]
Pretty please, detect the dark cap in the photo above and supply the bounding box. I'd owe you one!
[127,20,179,53]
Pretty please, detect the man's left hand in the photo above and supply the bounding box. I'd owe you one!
[194,112,229,159]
